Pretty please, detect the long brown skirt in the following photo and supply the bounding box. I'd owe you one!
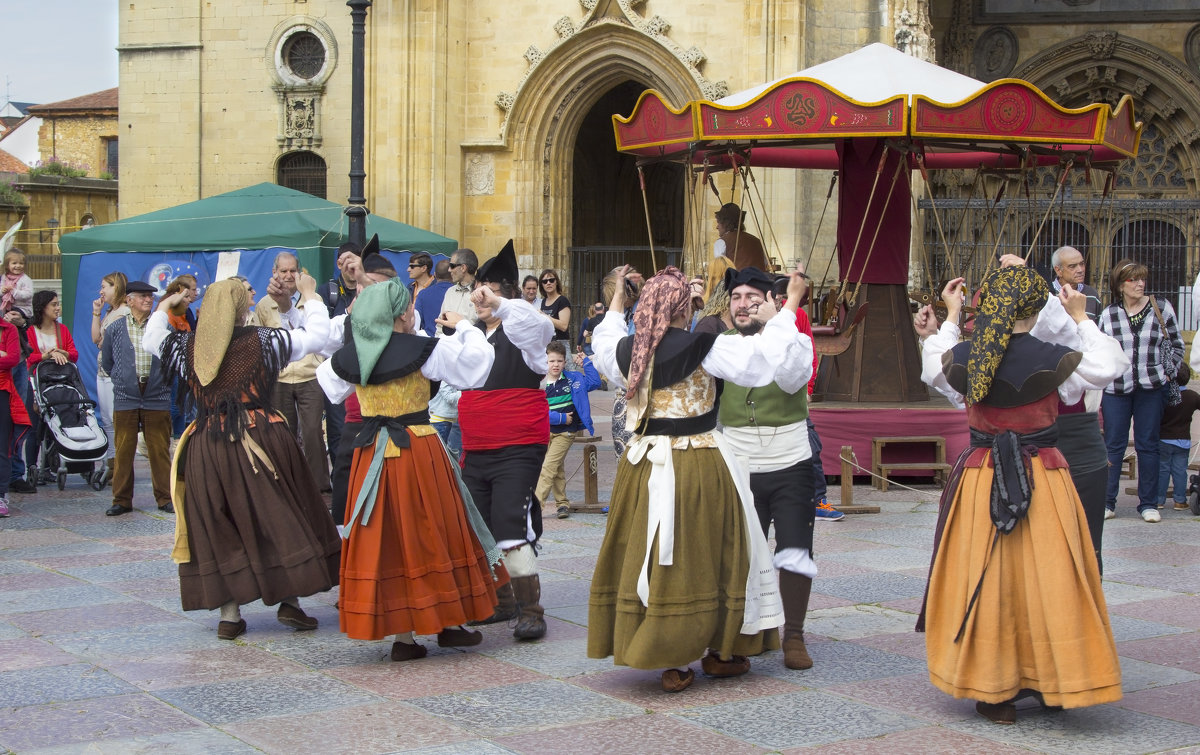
[339,432,499,640]
[588,446,779,669]
[925,457,1121,707]
[179,420,341,611]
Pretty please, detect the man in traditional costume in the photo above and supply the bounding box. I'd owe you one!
[914,265,1124,723]
[146,276,340,640]
[717,267,818,671]
[316,276,503,660]
[459,240,554,641]
[587,265,807,693]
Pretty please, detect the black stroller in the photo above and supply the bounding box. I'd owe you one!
[30,360,109,491]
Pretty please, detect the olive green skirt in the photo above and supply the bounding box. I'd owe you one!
[588,446,779,669]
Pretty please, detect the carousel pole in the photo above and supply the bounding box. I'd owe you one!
[345,0,372,248]
[636,165,658,272]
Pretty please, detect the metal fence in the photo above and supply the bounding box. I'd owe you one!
[917,198,1200,327]
[23,254,61,280]
[567,246,682,342]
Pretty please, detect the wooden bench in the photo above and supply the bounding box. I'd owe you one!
[872,435,952,492]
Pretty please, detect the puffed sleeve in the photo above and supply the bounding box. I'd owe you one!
[421,321,495,388]
[285,302,331,362]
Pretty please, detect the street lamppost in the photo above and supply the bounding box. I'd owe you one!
[345,0,371,247]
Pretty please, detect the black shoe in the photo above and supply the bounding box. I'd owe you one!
[106,505,132,516]
[158,502,175,514]
[8,480,35,494]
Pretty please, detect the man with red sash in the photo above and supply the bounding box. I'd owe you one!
[459,240,553,641]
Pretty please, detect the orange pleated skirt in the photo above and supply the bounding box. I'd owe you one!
[339,431,500,640]
[925,456,1122,707]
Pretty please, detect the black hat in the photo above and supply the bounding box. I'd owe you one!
[360,234,395,275]
[723,266,773,295]
[126,280,158,295]
[476,239,519,284]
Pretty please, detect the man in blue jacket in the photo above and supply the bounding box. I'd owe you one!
[535,341,601,519]
[100,280,173,516]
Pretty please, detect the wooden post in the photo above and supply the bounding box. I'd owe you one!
[584,442,598,508]
[840,445,854,508]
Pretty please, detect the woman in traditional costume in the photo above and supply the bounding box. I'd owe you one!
[588,265,807,693]
[319,276,503,661]
[915,265,1124,723]
[146,276,341,640]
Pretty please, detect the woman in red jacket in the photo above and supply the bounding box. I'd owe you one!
[0,317,32,515]
[27,290,78,370]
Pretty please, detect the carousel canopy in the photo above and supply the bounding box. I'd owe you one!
[614,43,1141,169]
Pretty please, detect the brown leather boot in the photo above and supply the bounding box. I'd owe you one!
[779,569,814,670]
[510,574,547,640]
[468,581,518,626]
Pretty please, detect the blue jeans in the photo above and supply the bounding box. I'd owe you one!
[1102,387,1167,512]
[807,416,827,502]
[432,420,462,462]
[1158,442,1190,505]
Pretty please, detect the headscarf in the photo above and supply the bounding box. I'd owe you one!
[626,267,692,395]
[193,279,250,386]
[350,276,412,384]
[966,266,1050,404]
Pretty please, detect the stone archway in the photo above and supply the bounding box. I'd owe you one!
[501,23,703,275]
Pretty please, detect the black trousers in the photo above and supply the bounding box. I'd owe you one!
[329,419,361,526]
[750,459,816,554]
[462,444,546,544]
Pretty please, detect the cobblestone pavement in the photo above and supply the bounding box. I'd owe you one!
[0,397,1198,753]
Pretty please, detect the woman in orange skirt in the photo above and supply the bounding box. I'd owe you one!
[318,277,503,661]
[915,263,1127,723]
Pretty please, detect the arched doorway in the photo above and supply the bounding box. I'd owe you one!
[277,151,327,199]
[570,80,686,308]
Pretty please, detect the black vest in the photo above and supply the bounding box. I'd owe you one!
[477,322,544,390]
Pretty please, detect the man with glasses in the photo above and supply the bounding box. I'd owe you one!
[717,266,821,672]
[407,252,434,295]
[441,249,479,326]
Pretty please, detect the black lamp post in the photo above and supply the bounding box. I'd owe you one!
[345,0,371,247]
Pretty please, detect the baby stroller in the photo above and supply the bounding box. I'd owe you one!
[30,360,109,491]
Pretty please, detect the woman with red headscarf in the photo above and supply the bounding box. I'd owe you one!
[587,265,809,692]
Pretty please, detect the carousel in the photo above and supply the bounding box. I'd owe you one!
[612,43,1142,478]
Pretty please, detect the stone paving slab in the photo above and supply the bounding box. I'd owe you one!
[23,726,259,755]
[0,663,137,707]
[152,671,384,726]
[0,693,205,752]
[494,712,771,755]
[946,703,1200,755]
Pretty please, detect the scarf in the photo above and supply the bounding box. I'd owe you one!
[350,276,411,384]
[193,279,249,386]
[626,267,692,395]
[1,272,21,312]
[966,266,1049,405]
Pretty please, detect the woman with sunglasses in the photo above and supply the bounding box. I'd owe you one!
[537,269,572,344]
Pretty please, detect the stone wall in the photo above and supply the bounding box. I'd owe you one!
[36,116,119,178]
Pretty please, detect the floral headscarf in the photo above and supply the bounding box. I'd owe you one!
[966,266,1049,404]
[625,267,693,396]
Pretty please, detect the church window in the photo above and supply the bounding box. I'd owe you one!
[283,31,326,81]
[277,151,327,199]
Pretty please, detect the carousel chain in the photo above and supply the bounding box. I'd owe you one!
[944,168,985,281]
[909,178,939,305]
[850,154,908,307]
[1021,157,1075,263]
[741,163,784,273]
[915,153,957,282]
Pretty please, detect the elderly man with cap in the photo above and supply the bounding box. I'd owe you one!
[100,280,174,515]
[458,240,554,641]
[717,266,820,672]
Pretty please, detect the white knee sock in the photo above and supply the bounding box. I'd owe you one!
[503,543,538,578]
[220,601,241,622]
[393,631,416,644]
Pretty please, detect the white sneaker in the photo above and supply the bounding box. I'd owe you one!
[1104,508,1116,520]
[1141,509,1162,523]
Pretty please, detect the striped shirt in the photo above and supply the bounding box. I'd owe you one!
[126,313,153,379]
[1098,297,1183,394]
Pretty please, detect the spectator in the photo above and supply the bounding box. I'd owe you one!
[407,252,434,294]
[415,258,454,336]
[100,281,173,515]
[535,342,601,519]
[252,252,330,494]
[1158,363,1200,511]
[538,268,572,344]
[0,315,32,516]
[1,248,33,319]
[27,290,78,368]
[2,294,32,491]
[91,272,130,482]
[522,275,541,309]
[441,248,479,326]
[577,301,606,356]
[228,276,257,322]
[163,275,199,438]
[1098,259,1184,523]
[321,242,362,317]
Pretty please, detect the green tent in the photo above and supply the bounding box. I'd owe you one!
[59,182,457,257]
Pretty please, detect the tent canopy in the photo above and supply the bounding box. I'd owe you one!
[614,43,1141,168]
[58,183,457,255]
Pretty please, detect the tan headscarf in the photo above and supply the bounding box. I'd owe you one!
[193,278,250,386]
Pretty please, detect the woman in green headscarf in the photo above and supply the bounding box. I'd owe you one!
[145,274,341,641]
[915,263,1124,724]
[320,276,503,661]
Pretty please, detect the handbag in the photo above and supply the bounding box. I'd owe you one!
[1148,297,1183,407]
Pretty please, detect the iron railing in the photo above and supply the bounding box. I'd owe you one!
[567,246,682,344]
[917,198,1200,327]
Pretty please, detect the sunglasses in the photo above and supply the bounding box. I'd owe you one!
[541,277,557,284]
[407,263,426,269]
[449,262,465,269]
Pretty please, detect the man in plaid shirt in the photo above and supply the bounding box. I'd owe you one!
[1098,259,1185,522]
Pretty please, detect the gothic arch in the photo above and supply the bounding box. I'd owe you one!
[502,23,704,271]
[1014,32,1200,193]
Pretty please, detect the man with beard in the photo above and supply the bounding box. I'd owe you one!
[717,266,819,671]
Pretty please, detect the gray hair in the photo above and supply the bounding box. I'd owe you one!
[1050,246,1080,270]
